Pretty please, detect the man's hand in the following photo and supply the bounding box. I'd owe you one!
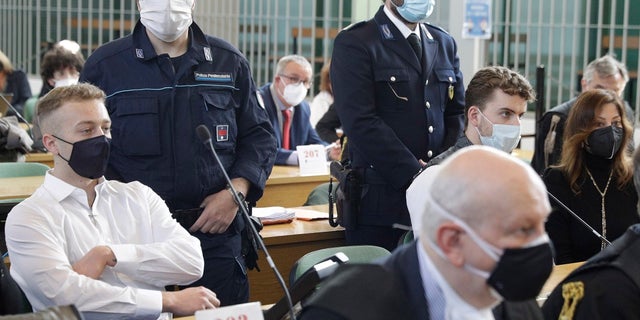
[328,140,342,161]
[72,245,117,279]
[162,287,220,316]
[189,178,250,234]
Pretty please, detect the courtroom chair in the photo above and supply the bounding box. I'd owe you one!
[288,245,391,286]
[397,230,414,247]
[266,245,391,320]
[0,305,83,320]
[0,162,49,178]
[0,259,31,316]
[302,182,337,206]
[22,97,38,124]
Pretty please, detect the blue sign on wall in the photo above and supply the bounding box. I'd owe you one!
[462,0,491,39]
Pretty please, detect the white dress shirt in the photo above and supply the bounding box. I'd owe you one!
[5,172,204,319]
[383,5,421,40]
[309,90,333,128]
[417,243,496,320]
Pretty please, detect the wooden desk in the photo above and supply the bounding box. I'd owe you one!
[511,148,533,163]
[257,166,329,207]
[0,175,44,200]
[25,152,54,168]
[249,204,344,304]
[0,163,327,207]
[537,261,584,304]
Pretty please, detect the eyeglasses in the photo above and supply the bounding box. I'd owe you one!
[279,74,313,88]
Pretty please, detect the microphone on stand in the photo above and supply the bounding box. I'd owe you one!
[547,191,611,246]
[195,124,297,320]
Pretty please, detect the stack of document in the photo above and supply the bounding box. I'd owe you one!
[252,206,295,225]
[293,208,329,221]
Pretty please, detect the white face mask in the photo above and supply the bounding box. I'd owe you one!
[280,80,308,106]
[139,0,194,43]
[475,111,521,153]
[54,77,79,88]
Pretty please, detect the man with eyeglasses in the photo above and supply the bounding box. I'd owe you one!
[259,54,342,165]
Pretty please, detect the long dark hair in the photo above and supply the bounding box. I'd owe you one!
[557,89,633,193]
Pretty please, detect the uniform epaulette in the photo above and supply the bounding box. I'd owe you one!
[343,20,367,31]
[424,23,449,35]
[558,281,584,320]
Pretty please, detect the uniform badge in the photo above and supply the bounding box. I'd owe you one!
[135,48,144,59]
[216,125,229,142]
[256,91,265,110]
[204,47,213,62]
[558,281,584,320]
[448,76,454,100]
[194,72,232,83]
[380,24,393,40]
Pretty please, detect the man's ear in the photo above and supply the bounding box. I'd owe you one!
[42,133,58,154]
[467,106,481,127]
[580,77,588,92]
[435,222,465,267]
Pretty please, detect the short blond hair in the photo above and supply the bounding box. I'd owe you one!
[37,83,106,134]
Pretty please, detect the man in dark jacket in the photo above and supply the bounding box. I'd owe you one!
[80,0,277,306]
[330,0,465,250]
[300,146,553,320]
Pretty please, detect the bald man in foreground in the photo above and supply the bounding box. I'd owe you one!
[300,146,553,320]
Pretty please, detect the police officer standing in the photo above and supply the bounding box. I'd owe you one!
[330,0,465,250]
[80,0,277,306]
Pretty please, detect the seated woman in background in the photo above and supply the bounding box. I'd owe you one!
[309,60,333,128]
[0,50,32,117]
[544,89,640,264]
[38,39,84,97]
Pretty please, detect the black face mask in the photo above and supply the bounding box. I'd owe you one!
[487,242,554,301]
[54,135,111,179]
[585,125,623,159]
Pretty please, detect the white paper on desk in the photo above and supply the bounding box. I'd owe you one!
[195,302,263,320]
[296,144,329,176]
[253,206,295,220]
[294,208,329,220]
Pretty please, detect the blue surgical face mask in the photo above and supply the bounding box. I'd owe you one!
[393,0,436,23]
[476,111,521,153]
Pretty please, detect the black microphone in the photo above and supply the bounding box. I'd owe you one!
[195,124,297,320]
[547,191,611,246]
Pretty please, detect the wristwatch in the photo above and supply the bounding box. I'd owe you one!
[227,184,245,205]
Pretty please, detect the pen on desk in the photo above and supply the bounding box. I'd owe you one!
[325,142,337,150]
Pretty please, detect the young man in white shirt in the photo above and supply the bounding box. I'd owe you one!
[5,83,219,319]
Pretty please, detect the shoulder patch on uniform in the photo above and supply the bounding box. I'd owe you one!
[343,20,367,31]
[558,281,584,320]
[256,91,265,110]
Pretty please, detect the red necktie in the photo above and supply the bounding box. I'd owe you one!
[282,109,292,150]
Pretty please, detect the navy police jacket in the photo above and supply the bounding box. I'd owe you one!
[80,21,277,210]
[258,83,326,165]
[331,6,465,190]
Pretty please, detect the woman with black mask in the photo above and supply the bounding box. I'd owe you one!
[544,88,639,264]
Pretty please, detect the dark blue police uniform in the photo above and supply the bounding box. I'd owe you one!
[258,83,326,165]
[80,21,277,305]
[330,6,465,250]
